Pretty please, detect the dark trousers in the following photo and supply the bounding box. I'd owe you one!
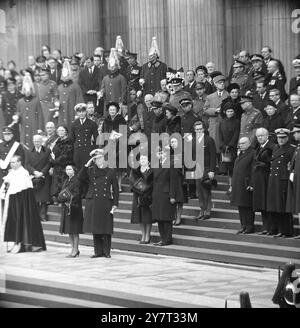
[93,234,111,256]
[196,180,212,215]
[261,210,272,232]
[270,212,294,236]
[157,221,173,244]
[238,206,255,232]
[38,202,48,221]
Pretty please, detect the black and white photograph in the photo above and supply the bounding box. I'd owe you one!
[0,0,299,314]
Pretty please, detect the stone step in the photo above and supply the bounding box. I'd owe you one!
[42,220,300,259]
[46,212,300,245]
[43,230,300,269]
[3,273,197,308]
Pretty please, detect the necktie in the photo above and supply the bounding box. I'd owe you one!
[81,119,84,125]
[89,68,92,75]
[218,92,222,97]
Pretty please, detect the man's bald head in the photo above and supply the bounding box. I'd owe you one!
[239,137,251,151]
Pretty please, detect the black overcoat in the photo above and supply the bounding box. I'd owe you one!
[152,165,177,221]
[231,148,255,207]
[129,167,153,224]
[252,140,275,211]
[79,166,119,234]
[59,175,83,234]
[286,144,300,214]
[267,143,295,212]
[25,146,51,202]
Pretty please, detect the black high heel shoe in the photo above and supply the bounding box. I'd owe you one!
[66,251,80,258]
[144,237,151,244]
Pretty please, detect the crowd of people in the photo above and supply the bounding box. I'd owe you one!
[0,35,300,260]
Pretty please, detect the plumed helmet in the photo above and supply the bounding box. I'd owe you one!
[149,36,160,58]
[22,72,35,94]
[61,59,72,80]
[115,35,124,53]
[108,48,120,71]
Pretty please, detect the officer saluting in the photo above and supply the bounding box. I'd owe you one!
[0,127,25,183]
[70,103,98,169]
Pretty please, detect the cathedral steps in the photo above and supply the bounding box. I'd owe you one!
[42,175,300,270]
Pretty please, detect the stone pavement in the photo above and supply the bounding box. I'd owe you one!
[0,241,281,308]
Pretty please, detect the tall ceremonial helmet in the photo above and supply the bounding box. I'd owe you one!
[148,36,160,59]
[61,58,72,81]
[22,72,35,95]
[115,35,124,54]
[108,47,121,72]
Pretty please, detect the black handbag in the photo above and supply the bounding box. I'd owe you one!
[132,177,148,195]
[57,187,73,203]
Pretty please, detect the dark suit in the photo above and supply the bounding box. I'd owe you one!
[70,118,98,169]
[192,134,216,216]
[78,66,100,105]
[25,146,51,220]
[252,92,269,116]
[49,68,61,85]
[183,81,197,99]
[152,164,177,244]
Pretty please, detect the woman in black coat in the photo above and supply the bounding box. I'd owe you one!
[101,102,127,191]
[50,125,74,203]
[79,149,119,258]
[129,154,153,244]
[58,165,83,257]
[219,102,240,189]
